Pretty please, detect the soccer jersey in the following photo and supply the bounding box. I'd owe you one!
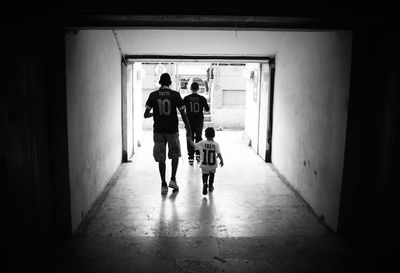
[145,87,185,133]
[194,139,221,172]
[183,93,210,123]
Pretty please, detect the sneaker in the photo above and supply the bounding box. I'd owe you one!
[202,183,208,195]
[169,179,179,191]
[161,184,168,194]
[196,154,201,162]
[209,183,214,192]
[189,159,194,165]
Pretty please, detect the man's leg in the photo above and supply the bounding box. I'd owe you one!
[153,133,168,193]
[168,157,179,191]
[159,160,167,185]
[171,158,179,181]
[187,122,195,163]
[167,133,181,190]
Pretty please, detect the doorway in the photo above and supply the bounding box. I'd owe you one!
[121,57,275,163]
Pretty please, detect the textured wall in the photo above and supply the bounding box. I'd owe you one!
[272,32,352,230]
[65,30,122,231]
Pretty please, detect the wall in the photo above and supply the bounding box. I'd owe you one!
[117,29,352,231]
[142,63,158,130]
[65,30,122,231]
[212,107,245,129]
[272,32,352,230]
[339,25,400,249]
[117,29,284,56]
[244,63,261,150]
[212,65,246,129]
[132,62,144,150]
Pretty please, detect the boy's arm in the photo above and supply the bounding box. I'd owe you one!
[217,153,224,167]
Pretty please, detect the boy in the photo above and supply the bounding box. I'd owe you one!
[187,127,224,195]
[183,82,210,165]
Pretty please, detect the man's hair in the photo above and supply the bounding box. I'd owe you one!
[159,73,172,86]
[205,127,215,139]
[190,82,199,91]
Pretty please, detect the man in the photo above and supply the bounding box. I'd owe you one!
[144,73,192,194]
[183,81,210,165]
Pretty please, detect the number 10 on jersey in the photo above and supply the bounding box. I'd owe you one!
[202,149,216,165]
[189,101,200,113]
[157,99,171,115]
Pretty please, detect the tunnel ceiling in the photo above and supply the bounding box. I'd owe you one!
[9,1,396,29]
[64,14,354,29]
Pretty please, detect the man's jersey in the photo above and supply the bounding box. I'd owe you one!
[183,93,210,123]
[145,87,185,133]
[194,139,221,171]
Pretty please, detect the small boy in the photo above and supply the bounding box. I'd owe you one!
[187,127,224,195]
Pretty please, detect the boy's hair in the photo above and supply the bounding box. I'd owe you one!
[159,73,172,86]
[205,127,215,139]
[190,82,199,91]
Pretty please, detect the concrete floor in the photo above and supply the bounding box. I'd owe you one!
[51,130,358,273]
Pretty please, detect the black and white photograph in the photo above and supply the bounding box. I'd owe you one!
[2,2,399,272]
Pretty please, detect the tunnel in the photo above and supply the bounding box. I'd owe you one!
[65,28,352,233]
[2,6,399,273]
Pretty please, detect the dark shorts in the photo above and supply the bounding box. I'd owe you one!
[153,132,181,162]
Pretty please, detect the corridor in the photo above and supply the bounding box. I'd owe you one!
[4,8,399,273]
[52,130,356,273]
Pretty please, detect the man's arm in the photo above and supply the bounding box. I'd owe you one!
[144,94,154,118]
[179,107,192,137]
[143,108,153,118]
[176,93,192,136]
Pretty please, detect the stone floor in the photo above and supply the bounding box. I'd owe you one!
[50,130,359,273]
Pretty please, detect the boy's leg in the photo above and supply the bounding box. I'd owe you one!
[202,173,209,184]
[187,125,195,163]
[194,123,203,161]
[209,172,215,191]
[186,138,195,164]
[202,172,209,195]
[194,123,203,143]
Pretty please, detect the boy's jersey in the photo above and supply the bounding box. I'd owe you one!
[145,87,185,133]
[194,139,221,171]
[183,93,210,122]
